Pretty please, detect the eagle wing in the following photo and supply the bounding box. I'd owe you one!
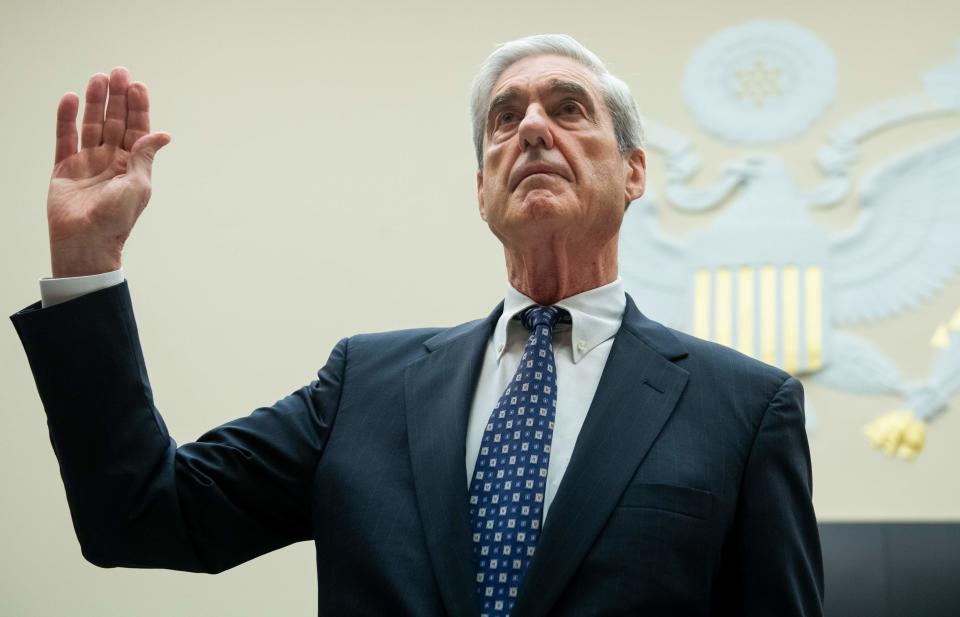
[830,132,960,324]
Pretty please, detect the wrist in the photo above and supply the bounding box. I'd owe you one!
[49,229,125,278]
[50,248,122,278]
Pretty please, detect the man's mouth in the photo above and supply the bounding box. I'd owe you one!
[521,171,557,182]
[511,163,569,190]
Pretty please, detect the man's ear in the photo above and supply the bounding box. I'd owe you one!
[623,147,646,206]
[477,170,487,221]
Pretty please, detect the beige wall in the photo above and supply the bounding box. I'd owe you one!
[1,0,958,613]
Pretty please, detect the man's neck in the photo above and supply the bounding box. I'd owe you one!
[504,238,619,305]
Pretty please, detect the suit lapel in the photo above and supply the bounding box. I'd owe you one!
[404,302,503,617]
[512,294,690,617]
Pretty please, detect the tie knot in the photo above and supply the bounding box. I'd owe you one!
[521,305,564,332]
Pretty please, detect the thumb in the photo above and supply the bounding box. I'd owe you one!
[129,131,172,179]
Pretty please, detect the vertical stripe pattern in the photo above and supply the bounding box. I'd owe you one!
[692,265,824,374]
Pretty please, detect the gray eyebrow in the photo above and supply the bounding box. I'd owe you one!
[546,79,591,101]
[488,87,523,119]
[488,80,595,116]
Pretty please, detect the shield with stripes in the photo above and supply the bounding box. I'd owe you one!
[685,228,830,375]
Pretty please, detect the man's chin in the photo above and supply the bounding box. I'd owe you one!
[514,189,568,217]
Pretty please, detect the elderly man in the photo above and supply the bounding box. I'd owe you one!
[12,34,823,616]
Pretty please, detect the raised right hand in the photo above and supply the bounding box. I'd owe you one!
[48,67,171,278]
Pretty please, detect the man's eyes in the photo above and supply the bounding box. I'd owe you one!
[492,101,585,132]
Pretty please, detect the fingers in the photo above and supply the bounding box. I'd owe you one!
[101,67,130,147]
[80,73,108,149]
[123,82,151,150]
[128,131,172,179]
[55,92,79,165]
[76,67,155,153]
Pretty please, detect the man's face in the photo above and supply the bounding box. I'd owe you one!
[477,54,645,250]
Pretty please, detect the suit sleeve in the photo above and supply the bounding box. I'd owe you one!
[10,281,347,574]
[716,376,825,616]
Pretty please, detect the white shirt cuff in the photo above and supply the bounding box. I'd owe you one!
[39,268,126,308]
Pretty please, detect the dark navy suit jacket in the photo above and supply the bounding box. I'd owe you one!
[12,281,823,616]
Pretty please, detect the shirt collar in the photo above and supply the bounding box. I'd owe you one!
[493,277,626,364]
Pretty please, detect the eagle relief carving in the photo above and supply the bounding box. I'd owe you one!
[620,21,960,459]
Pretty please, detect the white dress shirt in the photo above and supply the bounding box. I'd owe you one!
[465,278,625,520]
[39,271,626,521]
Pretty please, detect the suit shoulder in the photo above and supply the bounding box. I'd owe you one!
[342,326,442,362]
[668,327,791,390]
[662,328,800,438]
[341,315,488,363]
[349,326,446,347]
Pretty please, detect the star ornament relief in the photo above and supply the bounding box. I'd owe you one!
[735,59,783,108]
[683,20,837,144]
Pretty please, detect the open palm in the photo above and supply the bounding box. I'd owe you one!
[48,67,170,277]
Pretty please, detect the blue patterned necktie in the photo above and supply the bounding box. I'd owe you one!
[468,304,566,617]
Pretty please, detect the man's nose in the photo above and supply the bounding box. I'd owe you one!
[517,106,554,151]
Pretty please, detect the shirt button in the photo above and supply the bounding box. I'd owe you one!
[577,340,587,351]
[496,343,504,353]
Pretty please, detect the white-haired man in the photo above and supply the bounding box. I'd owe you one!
[13,34,823,616]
